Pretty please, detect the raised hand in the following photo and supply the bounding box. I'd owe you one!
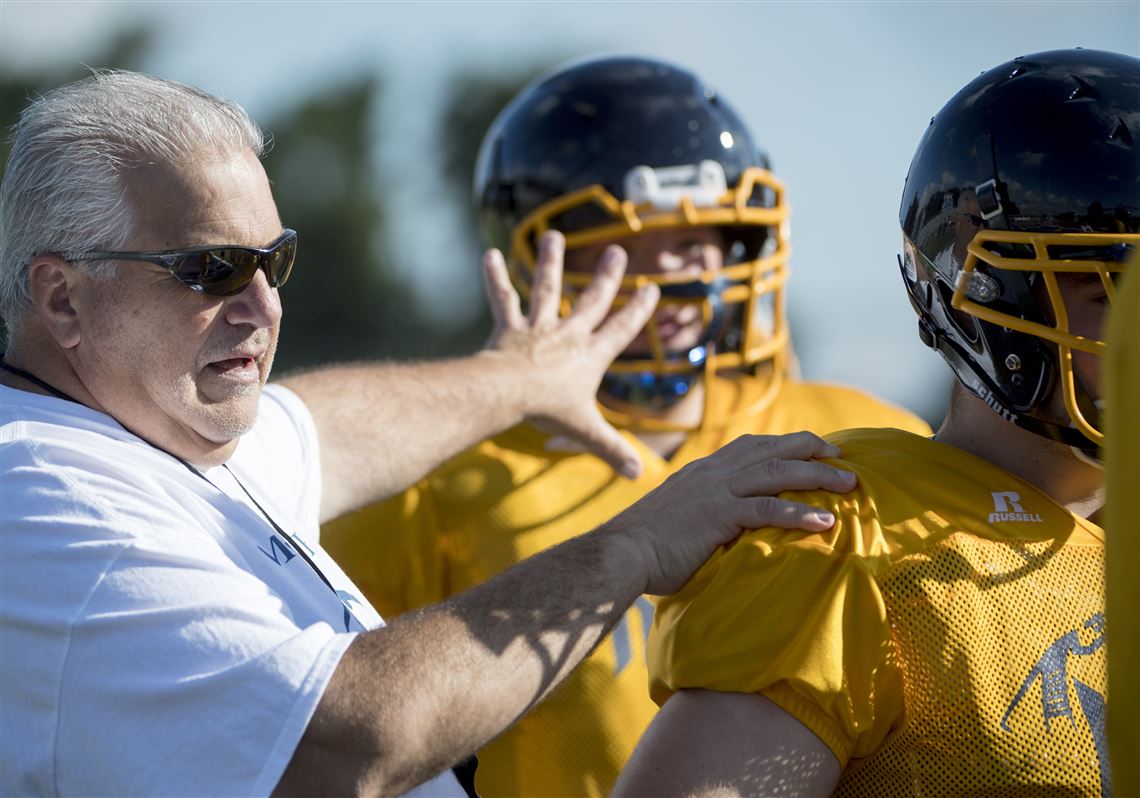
[482,230,660,478]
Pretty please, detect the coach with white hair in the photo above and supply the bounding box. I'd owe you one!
[0,71,853,797]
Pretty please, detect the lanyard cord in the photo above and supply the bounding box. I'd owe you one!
[0,358,76,402]
[0,357,337,596]
[217,462,336,594]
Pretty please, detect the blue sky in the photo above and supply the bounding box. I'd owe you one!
[3,0,1137,420]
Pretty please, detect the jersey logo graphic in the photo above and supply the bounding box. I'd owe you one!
[258,534,297,565]
[988,491,1043,523]
[336,589,365,632]
[1000,612,1110,796]
[611,596,655,675]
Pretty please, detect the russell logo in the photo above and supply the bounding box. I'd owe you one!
[989,491,1043,523]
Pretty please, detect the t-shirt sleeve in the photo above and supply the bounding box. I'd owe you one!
[54,515,353,797]
[647,506,904,766]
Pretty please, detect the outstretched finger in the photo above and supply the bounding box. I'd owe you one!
[556,406,644,480]
[529,230,565,326]
[483,248,524,329]
[595,282,661,361]
[735,496,838,534]
[727,457,857,498]
[570,245,628,330]
[724,431,842,464]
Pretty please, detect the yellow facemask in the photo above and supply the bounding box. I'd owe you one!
[507,166,792,432]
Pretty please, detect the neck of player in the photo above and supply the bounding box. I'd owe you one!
[934,387,1104,522]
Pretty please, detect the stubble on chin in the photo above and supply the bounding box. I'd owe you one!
[207,393,263,443]
[184,373,264,443]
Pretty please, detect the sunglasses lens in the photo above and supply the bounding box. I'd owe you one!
[172,250,258,296]
[171,232,296,296]
[267,234,297,289]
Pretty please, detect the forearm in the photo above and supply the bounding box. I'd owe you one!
[277,432,858,795]
[276,523,645,796]
[279,353,530,521]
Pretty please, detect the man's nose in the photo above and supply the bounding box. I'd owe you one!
[224,267,282,328]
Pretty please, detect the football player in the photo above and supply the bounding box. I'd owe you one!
[1107,257,1139,789]
[614,48,1137,797]
[323,55,930,797]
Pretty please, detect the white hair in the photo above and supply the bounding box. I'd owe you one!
[0,70,265,332]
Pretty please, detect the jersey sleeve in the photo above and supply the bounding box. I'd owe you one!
[647,500,904,766]
[321,480,448,619]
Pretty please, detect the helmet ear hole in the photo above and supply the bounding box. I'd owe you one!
[937,280,982,346]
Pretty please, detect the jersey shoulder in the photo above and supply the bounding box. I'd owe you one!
[776,379,933,436]
[709,372,932,437]
[650,427,1103,765]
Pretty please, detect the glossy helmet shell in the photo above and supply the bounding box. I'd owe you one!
[474,55,789,429]
[899,48,1140,452]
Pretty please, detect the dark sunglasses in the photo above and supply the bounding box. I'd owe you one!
[59,229,297,297]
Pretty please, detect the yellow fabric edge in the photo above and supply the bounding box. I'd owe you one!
[762,682,853,767]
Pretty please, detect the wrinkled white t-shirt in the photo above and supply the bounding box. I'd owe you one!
[0,383,462,797]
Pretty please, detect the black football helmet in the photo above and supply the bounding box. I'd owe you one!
[474,56,790,431]
[899,48,1139,457]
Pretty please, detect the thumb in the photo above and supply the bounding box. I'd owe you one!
[558,406,644,479]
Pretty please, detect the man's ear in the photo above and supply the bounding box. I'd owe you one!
[27,255,84,349]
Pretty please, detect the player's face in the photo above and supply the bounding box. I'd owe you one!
[1039,271,1113,427]
[1058,271,1112,398]
[564,226,725,355]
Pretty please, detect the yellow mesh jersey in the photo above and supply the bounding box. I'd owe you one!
[1108,264,1140,789]
[323,378,930,797]
[650,428,1109,797]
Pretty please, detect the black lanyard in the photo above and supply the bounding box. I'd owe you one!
[0,358,337,597]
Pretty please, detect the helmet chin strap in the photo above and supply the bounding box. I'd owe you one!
[1044,364,1105,467]
[599,344,708,411]
[1065,389,1105,469]
[1011,411,1100,463]
[929,321,1102,460]
[972,374,1102,465]
[603,276,731,413]
[1070,438,1105,469]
